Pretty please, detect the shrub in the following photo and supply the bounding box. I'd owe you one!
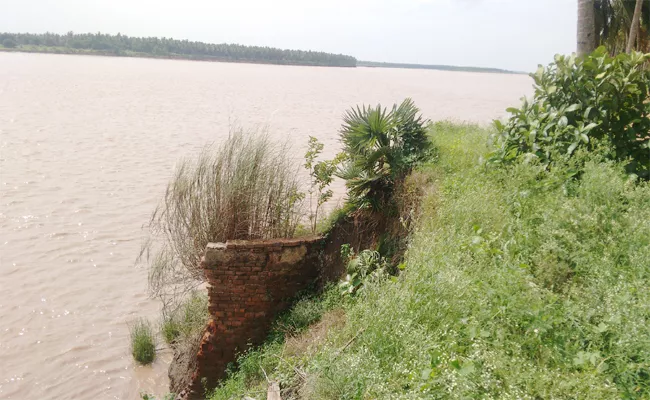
[140,128,305,311]
[339,248,389,296]
[130,318,156,365]
[491,47,650,178]
[337,98,432,210]
[2,38,17,48]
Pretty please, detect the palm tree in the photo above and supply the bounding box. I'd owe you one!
[578,0,597,56]
[596,0,649,54]
[627,0,644,52]
[337,99,431,210]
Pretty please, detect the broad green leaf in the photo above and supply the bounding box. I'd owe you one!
[567,142,578,155]
[566,103,581,112]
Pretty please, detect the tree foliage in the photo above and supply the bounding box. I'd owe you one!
[595,0,650,54]
[491,47,650,179]
[0,31,357,67]
[1,38,17,48]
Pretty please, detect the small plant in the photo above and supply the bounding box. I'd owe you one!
[304,136,340,233]
[161,316,181,345]
[339,248,389,296]
[141,393,176,400]
[337,98,431,210]
[140,394,152,400]
[130,318,156,365]
[490,47,650,178]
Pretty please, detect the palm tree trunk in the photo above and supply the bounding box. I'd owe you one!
[578,0,597,56]
[626,0,644,53]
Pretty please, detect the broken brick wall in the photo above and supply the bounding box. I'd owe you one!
[176,236,323,398]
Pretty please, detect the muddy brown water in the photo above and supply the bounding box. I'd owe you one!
[0,52,532,399]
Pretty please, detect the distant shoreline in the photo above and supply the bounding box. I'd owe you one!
[357,60,523,75]
[1,47,524,74]
[0,47,359,68]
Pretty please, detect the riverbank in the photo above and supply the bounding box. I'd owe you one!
[207,121,650,399]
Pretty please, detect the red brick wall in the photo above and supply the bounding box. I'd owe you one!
[179,236,323,398]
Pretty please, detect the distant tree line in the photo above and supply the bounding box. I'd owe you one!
[0,32,357,67]
[357,60,518,74]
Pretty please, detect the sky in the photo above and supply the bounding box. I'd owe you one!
[1,0,577,72]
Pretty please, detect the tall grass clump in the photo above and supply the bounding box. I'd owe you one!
[140,128,305,313]
[130,318,156,365]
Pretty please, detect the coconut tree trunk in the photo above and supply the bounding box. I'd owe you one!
[578,0,597,56]
[626,0,644,53]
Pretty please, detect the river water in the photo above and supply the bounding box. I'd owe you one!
[0,52,532,399]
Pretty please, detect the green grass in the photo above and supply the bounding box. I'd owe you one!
[161,291,210,345]
[130,318,156,365]
[209,122,650,399]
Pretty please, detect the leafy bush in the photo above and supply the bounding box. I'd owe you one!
[337,98,432,209]
[339,246,389,296]
[140,128,305,312]
[130,318,156,365]
[491,47,650,178]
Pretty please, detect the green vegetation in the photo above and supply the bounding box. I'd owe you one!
[209,121,650,399]
[2,38,16,48]
[338,247,390,296]
[204,62,649,397]
[0,32,357,67]
[304,137,340,234]
[492,48,650,178]
[208,285,345,400]
[161,291,209,345]
[337,98,432,210]
[594,0,649,54]
[129,318,157,365]
[357,60,520,74]
[141,128,304,314]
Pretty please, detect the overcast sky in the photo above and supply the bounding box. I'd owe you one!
[2,0,577,72]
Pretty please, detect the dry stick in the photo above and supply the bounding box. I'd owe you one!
[260,363,283,400]
[333,328,366,359]
[260,363,270,383]
[267,381,282,400]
